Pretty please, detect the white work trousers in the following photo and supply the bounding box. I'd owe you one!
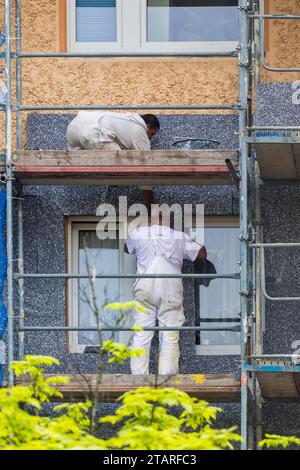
[131,256,185,375]
[66,117,121,150]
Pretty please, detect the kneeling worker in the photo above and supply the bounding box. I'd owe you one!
[67,111,159,211]
[66,111,160,151]
[124,216,207,375]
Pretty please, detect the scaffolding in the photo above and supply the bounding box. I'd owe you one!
[2,0,300,450]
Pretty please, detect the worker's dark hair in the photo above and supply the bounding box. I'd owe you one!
[141,114,160,129]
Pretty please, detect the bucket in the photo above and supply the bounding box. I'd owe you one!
[172,138,220,150]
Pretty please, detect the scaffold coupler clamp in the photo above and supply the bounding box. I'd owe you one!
[238,2,251,12]
[0,172,8,184]
[239,233,252,242]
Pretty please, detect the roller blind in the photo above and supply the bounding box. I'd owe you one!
[76,0,117,43]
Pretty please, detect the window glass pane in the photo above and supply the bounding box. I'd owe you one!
[76,229,135,347]
[76,0,117,42]
[197,227,240,347]
[147,1,238,43]
[78,231,119,345]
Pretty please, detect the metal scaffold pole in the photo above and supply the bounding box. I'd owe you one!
[15,0,25,361]
[252,0,263,437]
[15,0,22,149]
[17,193,24,361]
[239,0,250,450]
[5,0,14,387]
[254,162,264,448]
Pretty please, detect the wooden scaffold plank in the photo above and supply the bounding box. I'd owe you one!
[7,149,238,186]
[18,373,241,402]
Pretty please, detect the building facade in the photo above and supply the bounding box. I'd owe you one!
[1,0,300,444]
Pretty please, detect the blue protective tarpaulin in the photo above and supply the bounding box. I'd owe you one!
[0,30,5,48]
[0,190,7,386]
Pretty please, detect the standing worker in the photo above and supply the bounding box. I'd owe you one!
[124,215,207,375]
[66,111,160,151]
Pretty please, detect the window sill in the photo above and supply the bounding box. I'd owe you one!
[67,41,238,56]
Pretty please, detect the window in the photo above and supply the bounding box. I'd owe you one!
[76,0,117,42]
[67,216,240,354]
[68,0,239,53]
[68,218,136,353]
[192,217,240,355]
[147,1,238,43]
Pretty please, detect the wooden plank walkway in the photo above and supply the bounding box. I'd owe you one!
[14,369,300,402]
[4,149,239,186]
[2,143,300,183]
[253,141,300,180]
[256,371,300,400]
[18,373,241,402]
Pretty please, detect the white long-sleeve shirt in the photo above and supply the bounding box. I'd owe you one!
[70,111,151,151]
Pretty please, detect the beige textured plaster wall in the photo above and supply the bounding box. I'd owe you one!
[0,0,299,150]
[262,0,300,82]
[11,0,240,108]
[0,0,239,149]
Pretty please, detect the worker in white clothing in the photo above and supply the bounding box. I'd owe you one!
[124,216,207,375]
[66,111,160,151]
[67,111,160,212]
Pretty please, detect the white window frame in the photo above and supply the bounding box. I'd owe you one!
[67,216,136,353]
[67,0,238,54]
[190,216,241,356]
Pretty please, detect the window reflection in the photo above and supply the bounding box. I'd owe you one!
[195,226,240,348]
[147,1,238,42]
